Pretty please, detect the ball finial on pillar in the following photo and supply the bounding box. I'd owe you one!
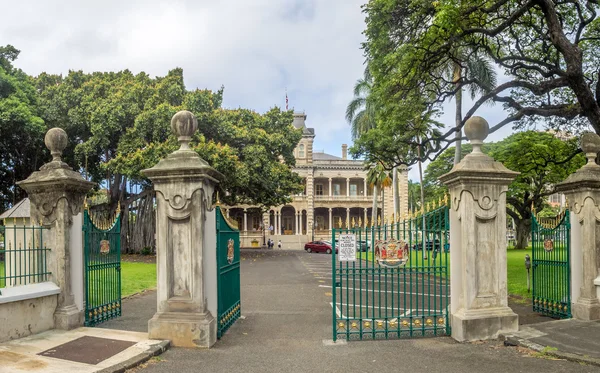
[44,127,68,163]
[464,116,489,153]
[580,132,600,165]
[171,110,198,151]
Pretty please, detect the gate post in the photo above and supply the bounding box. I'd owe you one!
[17,128,95,330]
[440,116,519,341]
[142,111,223,348]
[556,132,600,321]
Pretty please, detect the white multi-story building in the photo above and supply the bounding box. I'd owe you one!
[223,112,409,248]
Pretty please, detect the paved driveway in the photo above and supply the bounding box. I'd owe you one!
[109,250,598,373]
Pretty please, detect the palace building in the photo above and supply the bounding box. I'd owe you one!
[223,112,409,248]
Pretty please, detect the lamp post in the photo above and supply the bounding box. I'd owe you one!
[261,221,266,248]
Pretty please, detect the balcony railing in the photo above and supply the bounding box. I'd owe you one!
[313,195,380,202]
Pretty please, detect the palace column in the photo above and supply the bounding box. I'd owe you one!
[275,211,280,235]
[295,212,300,235]
[364,208,368,227]
[329,208,333,231]
[142,110,224,348]
[329,178,332,197]
[439,116,519,342]
[364,179,368,197]
[346,178,350,197]
[346,208,350,227]
[299,211,304,234]
[243,209,248,232]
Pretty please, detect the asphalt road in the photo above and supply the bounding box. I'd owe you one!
[109,249,598,373]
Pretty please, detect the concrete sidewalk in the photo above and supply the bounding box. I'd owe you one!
[0,327,168,373]
[502,318,600,367]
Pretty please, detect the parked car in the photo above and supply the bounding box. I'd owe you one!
[413,240,450,251]
[304,241,337,254]
[357,240,370,252]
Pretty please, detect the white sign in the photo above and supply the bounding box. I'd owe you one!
[338,234,357,262]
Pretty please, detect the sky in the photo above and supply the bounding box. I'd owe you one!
[0,0,514,181]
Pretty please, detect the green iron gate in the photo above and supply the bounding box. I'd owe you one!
[531,209,571,318]
[216,206,241,339]
[332,202,450,341]
[83,206,122,326]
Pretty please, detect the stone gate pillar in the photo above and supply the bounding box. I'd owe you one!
[439,117,519,341]
[142,111,223,348]
[18,128,94,330]
[556,133,600,320]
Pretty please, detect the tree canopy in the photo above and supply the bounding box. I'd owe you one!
[423,130,584,248]
[360,0,600,165]
[0,45,46,210]
[1,45,304,251]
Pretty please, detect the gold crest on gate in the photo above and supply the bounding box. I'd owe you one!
[227,238,235,264]
[543,238,554,252]
[374,238,409,268]
[100,240,110,255]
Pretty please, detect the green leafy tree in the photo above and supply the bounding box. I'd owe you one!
[424,131,584,249]
[346,66,376,140]
[34,67,303,252]
[0,45,46,210]
[366,162,391,223]
[362,0,600,163]
[346,65,402,217]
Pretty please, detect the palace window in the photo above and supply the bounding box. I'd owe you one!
[333,184,341,196]
[350,184,357,196]
[252,216,261,230]
[316,184,324,196]
[298,144,305,158]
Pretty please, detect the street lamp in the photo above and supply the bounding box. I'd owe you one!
[261,222,266,248]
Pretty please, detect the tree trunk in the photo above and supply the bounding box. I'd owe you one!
[515,218,531,250]
[393,166,399,218]
[454,64,463,165]
[418,141,426,253]
[372,184,378,224]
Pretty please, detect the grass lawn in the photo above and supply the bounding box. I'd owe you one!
[121,261,156,297]
[507,248,532,299]
[0,261,4,288]
[358,248,534,299]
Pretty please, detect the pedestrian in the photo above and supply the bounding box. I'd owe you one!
[278,240,282,250]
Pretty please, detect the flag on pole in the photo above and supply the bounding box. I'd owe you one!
[285,89,289,110]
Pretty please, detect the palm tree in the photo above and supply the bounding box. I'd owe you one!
[366,162,392,224]
[346,65,401,219]
[444,52,497,165]
[345,66,376,140]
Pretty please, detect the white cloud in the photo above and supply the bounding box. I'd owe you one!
[1,0,514,181]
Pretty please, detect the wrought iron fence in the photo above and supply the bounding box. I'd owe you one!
[332,201,450,341]
[531,208,571,318]
[0,223,50,292]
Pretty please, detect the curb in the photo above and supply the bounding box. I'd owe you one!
[97,340,171,373]
[500,334,600,368]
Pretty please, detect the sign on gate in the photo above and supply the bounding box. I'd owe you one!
[338,234,356,262]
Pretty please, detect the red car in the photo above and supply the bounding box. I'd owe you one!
[304,241,338,254]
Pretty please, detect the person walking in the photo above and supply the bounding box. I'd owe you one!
[277,240,282,250]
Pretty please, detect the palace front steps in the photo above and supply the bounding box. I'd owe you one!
[501,319,600,367]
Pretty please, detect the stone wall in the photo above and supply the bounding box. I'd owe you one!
[0,283,60,342]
